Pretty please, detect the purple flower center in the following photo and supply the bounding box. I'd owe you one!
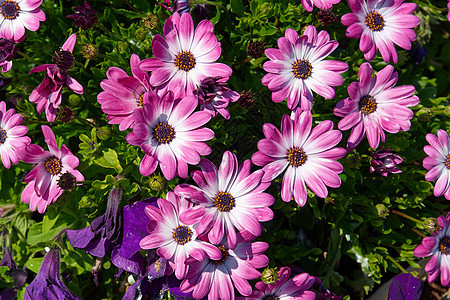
[0,0,19,20]
[439,236,450,254]
[57,172,77,191]
[52,50,75,71]
[359,95,377,115]
[213,191,235,212]
[0,128,6,144]
[45,157,62,175]
[263,296,279,300]
[172,225,193,245]
[211,245,229,265]
[287,147,307,167]
[365,12,385,31]
[445,154,450,170]
[292,59,312,79]
[153,122,175,144]
[175,50,196,71]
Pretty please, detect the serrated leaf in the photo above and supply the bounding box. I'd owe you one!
[92,174,115,190]
[94,148,123,173]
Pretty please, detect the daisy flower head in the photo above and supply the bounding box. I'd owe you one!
[0,101,30,168]
[414,212,450,286]
[262,25,348,111]
[0,0,45,42]
[139,12,232,99]
[19,125,84,213]
[423,130,450,200]
[175,151,274,249]
[252,108,346,207]
[139,191,222,279]
[301,0,341,12]
[126,91,214,180]
[180,235,269,299]
[334,62,419,151]
[98,54,152,131]
[341,0,420,63]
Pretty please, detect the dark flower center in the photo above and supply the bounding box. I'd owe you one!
[439,237,450,254]
[0,128,6,144]
[45,157,62,175]
[211,245,229,265]
[359,95,377,115]
[57,172,77,191]
[153,122,175,144]
[213,191,235,212]
[445,154,450,170]
[175,51,196,71]
[287,147,307,167]
[172,225,193,245]
[52,50,75,71]
[292,59,312,79]
[263,296,279,300]
[0,0,19,20]
[365,11,385,31]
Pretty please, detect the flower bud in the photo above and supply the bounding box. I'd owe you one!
[261,267,279,284]
[81,43,98,60]
[376,204,389,218]
[57,107,74,123]
[149,174,165,191]
[97,126,111,140]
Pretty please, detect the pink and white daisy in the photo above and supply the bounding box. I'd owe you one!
[341,0,420,63]
[98,54,152,131]
[175,151,274,249]
[139,12,232,99]
[239,267,316,300]
[126,91,214,180]
[334,62,419,151]
[414,212,450,287]
[29,34,83,122]
[19,125,84,213]
[180,235,269,299]
[139,191,222,279]
[301,0,340,12]
[262,25,348,111]
[0,101,30,168]
[423,130,450,200]
[252,108,346,207]
[0,0,45,42]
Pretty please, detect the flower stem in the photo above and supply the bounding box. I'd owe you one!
[16,50,40,65]
[411,228,427,238]
[387,255,408,273]
[391,210,423,224]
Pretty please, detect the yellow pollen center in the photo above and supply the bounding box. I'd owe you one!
[0,128,6,145]
[292,59,312,79]
[365,11,385,31]
[137,94,144,108]
[153,122,175,144]
[287,147,307,167]
[172,225,193,245]
[213,191,235,212]
[440,236,450,254]
[445,154,450,170]
[0,0,19,20]
[211,245,229,265]
[359,95,377,115]
[174,51,196,71]
[45,157,62,175]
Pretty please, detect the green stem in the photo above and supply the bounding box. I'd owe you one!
[96,22,113,36]
[76,116,97,128]
[387,255,408,273]
[391,210,423,224]
[122,0,143,13]
[16,50,40,65]
[412,228,427,238]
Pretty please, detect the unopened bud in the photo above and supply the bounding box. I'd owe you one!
[376,204,388,218]
[57,172,77,191]
[58,107,74,123]
[149,174,165,191]
[81,43,98,60]
[261,267,279,284]
[97,126,111,140]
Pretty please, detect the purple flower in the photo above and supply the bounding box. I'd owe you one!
[0,244,27,299]
[252,108,346,207]
[414,212,450,286]
[262,26,348,111]
[341,0,420,63]
[160,0,210,21]
[0,100,30,169]
[29,34,83,122]
[67,1,97,30]
[126,91,214,180]
[0,38,16,73]
[301,0,340,12]
[388,273,423,300]
[423,130,450,200]
[24,248,81,300]
[334,62,419,151]
[370,148,403,177]
[175,151,274,249]
[240,267,316,300]
[194,76,240,119]
[313,276,343,300]
[140,12,232,99]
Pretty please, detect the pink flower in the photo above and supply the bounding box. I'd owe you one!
[423,130,450,200]
[0,101,30,168]
[139,12,232,99]
[240,267,316,300]
[341,0,420,63]
[30,34,83,122]
[334,62,419,151]
[126,91,214,180]
[98,54,151,131]
[139,191,222,279]
[301,0,340,12]
[252,108,346,207]
[262,26,348,111]
[0,0,45,42]
[414,213,450,287]
[19,125,84,213]
[180,235,269,299]
[175,151,274,249]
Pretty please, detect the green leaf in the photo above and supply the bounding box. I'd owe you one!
[42,214,59,234]
[230,0,246,17]
[25,257,44,274]
[91,174,115,190]
[112,8,145,19]
[94,148,123,173]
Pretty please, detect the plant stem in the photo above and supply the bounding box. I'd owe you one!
[16,50,40,65]
[411,228,427,238]
[387,255,408,273]
[391,210,423,224]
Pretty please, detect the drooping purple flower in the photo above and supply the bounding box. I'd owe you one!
[0,38,16,73]
[313,276,343,300]
[24,248,81,300]
[262,26,348,111]
[160,0,210,21]
[67,1,97,30]
[341,0,420,63]
[0,244,27,299]
[301,0,340,12]
[388,273,423,300]
[370,148,403,177]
